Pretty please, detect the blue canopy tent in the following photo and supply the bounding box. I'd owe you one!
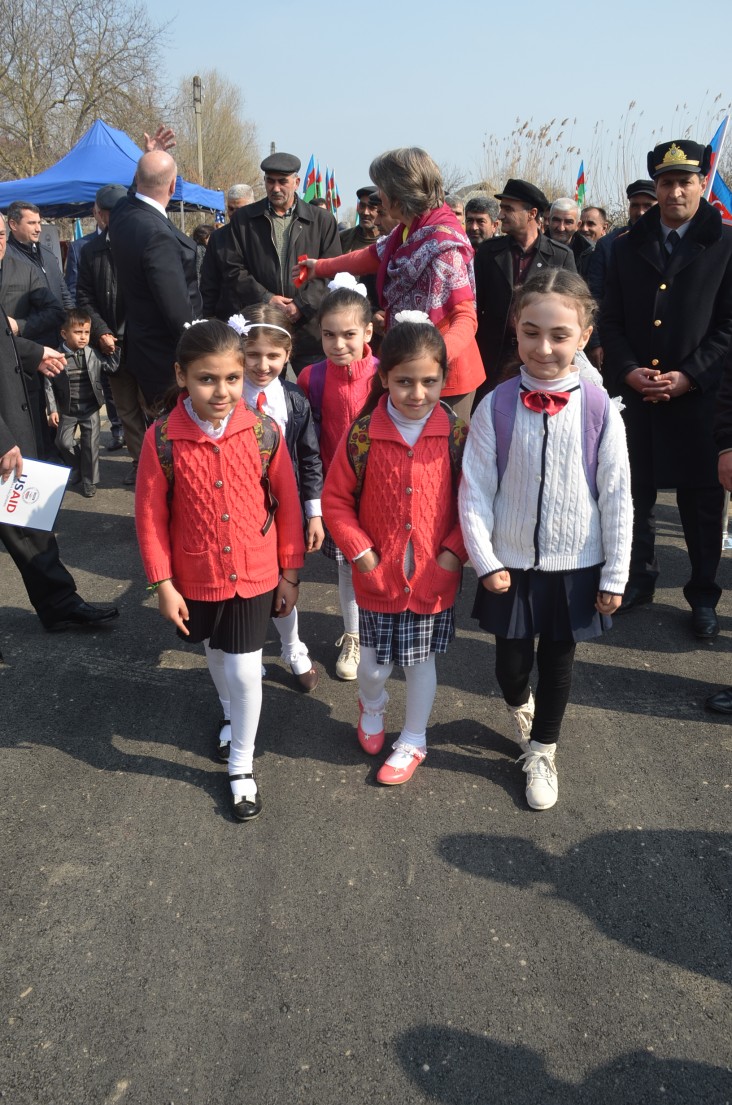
[0,119,225,217]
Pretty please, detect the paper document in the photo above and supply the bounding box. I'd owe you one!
[0,458,71,531]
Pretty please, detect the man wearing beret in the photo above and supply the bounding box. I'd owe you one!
[473,178,576,394]
[601,139,732,637]
[223,153,340,374]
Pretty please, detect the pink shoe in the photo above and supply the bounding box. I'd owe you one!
[357,699,385,755]
[376,740,426,785]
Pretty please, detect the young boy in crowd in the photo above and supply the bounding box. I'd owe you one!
[46,308,108,497]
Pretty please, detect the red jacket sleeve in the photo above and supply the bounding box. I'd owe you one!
[313,247,380,281]
[268,432,306,570]
[439,301,478,365]
[135,426,175,585]
[321,432,375,562]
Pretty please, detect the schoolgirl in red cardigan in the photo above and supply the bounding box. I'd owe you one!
[322,314,468,785]
[135,321,305,822]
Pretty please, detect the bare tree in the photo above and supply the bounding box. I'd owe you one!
[171,70,261,193]
[0,0,169,179]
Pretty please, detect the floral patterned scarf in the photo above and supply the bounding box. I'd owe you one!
[374,204,475,326]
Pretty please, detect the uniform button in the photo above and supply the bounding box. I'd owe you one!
[405,522,412,531]
[229,573,238,582]
[405,487,413,495]
[651,359,659,366]
[659,283,667,290]
[404,586,410,594]
[215,479,223,488]
[407,450,414,457]
[654,319,662,327]
[221,513,229,521]
[223,545,231,553]
[213,446,220,454]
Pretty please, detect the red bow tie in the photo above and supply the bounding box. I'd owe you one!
[521,389,571,416]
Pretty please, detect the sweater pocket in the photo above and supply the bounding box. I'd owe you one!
[424,559,462,606]
[355,560,389,601]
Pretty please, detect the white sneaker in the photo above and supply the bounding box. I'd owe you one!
[518,742,558,810]
[506,693,534,753]
[335,632,359,680]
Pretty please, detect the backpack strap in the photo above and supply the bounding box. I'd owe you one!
[307,360,328,439]
[490,376,609,500]
[438,400,468,489]
[154,409,281,535]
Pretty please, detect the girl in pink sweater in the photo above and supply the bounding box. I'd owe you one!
[135,321,305,822]
[298,280,378,681]
[322,314,468,785]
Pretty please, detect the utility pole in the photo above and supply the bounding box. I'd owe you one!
[193,76,204,183]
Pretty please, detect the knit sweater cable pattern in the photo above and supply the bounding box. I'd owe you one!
[298,346,377,473]
[135,397,305,601]
[459,388,633,595]
[322,397,466,614]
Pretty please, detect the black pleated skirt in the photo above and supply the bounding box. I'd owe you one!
[178,590,274,653]
[472,565,611,642]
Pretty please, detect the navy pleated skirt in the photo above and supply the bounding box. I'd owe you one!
[178,590,274,653]
[472,565,611,642]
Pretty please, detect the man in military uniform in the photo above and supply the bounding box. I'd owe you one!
[601,139,732,637]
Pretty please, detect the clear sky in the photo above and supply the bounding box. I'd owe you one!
[153,0,731,211]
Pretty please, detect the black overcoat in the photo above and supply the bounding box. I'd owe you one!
[601,199,732,488]
[0,304,44,457]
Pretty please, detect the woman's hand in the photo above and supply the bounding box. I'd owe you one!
[482,569,511,593]
[306,516,325,552]
[273,574,299,618]
[596,591,622,615]
[436,549,461,572]
[290,257,317,284]
[157,580,189,634]
[356,550,380,574]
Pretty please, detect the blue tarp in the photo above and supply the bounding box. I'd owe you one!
[0,119,225,217]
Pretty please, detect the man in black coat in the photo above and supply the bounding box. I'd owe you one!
[200,184,255,320]
[224,153,340,373]
[601,139,732,637]
[109,151,201,407]
[0,305,119,632]
[6,201,73,346]
[473,178,576,394]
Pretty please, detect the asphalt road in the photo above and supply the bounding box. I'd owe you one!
[2,442,731,1105]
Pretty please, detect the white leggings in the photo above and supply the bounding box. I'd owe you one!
[204,640,262,775]
[358,646,437,747]
[338,562,359,636]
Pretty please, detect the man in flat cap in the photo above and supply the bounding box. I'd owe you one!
[473,178,576,393]
[601,139,732,637]
[223,153,340,373]
[340,186,381,314]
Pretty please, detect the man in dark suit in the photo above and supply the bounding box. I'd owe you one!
[6,201,73,346]
[109,151,201,407]
[0,304,119,634]
[601,139,732,637]
[473,179,576,394]
[200,184,255,320]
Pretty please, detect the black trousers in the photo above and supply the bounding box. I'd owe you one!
[0,522,79,626]
[495,635,576,745]
[629,481,724,608]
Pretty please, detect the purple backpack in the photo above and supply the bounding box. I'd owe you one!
[489,376,609,500]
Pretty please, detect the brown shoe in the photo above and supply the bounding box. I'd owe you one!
[296,664,320,692]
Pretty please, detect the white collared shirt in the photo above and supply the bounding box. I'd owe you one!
[135,192,169,219]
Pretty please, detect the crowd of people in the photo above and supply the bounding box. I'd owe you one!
[3,131,732,821]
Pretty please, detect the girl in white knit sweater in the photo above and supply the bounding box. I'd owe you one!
[459,270,632,810]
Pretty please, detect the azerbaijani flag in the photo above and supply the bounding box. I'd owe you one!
[574,161,586,208]
[334,179,342,214]
[315,162,323,199]
[710,170,732,225]
[302,155,316,202]
[705,116,729,200]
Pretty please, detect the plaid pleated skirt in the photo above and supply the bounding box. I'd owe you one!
[178,590,274,653]
[359,606,455,666]
[472,565,610,643]
[321,527,347,566]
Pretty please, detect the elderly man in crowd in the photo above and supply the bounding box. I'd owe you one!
[464,195,500,248]
[473,178,575,392]
[601,139,732,637]
[109,151,201,411]
[547,197,594,275]
[224,153,339,373]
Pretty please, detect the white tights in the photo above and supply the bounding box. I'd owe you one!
[204,640,262,776]
[357,646,437,748]
[338,562,359,636]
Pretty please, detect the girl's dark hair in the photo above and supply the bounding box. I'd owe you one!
[238,302,293,352]
[158,319,243,415]
[317,287,373,326]
[359,321,447,416]
[511,268,597,332]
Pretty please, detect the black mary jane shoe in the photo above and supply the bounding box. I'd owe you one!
[230,774,263,822]
[215,718,231,763]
